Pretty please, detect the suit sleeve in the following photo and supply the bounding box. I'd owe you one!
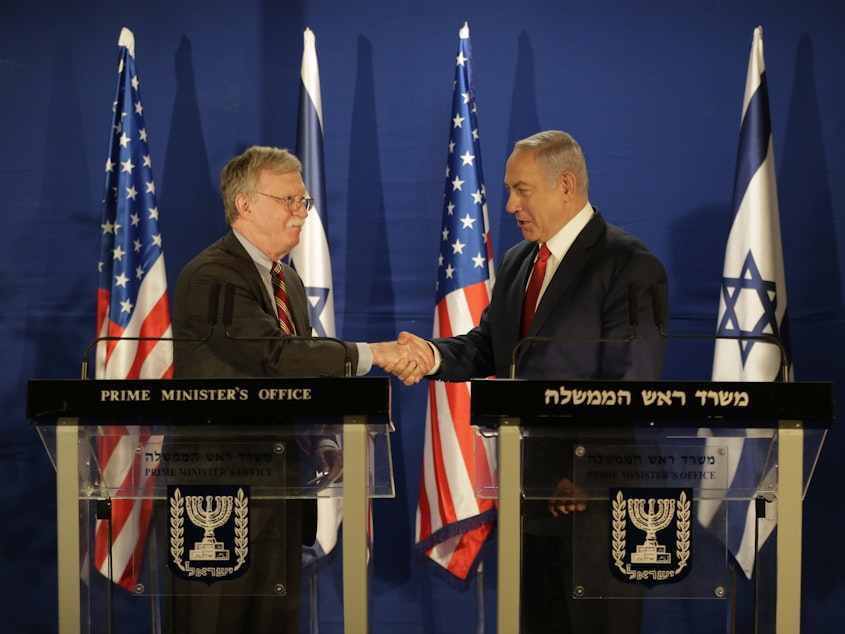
[430,306,497,381]
[173,257,357,378]
[429,242,528,381]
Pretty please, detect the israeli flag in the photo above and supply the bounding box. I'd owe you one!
[291,28,343,575]
[699,26,790,580]
[291,27,335,339]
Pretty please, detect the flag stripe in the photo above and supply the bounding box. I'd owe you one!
[291,27,343,573]
[732,78,771,214]
[100,261,173,377]
[463,281,492,327]
[94,28,172,592]
[438,385,476,520]
[430,387,459,524]
[700,26,788,580]
[292,27,334,338]
[415,23,496,589]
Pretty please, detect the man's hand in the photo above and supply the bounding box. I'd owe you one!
[397,331,435,370]
[370,332,435,385]
[313,444,343,487]
[548,477,588,516]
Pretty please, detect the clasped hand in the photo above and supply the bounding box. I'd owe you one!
[370,331,434,386]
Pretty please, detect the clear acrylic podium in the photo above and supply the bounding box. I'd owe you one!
[27,376,394,634]
[471,379,834,634]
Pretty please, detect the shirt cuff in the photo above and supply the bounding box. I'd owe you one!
[354,342,373,376]
[426,341,442,375]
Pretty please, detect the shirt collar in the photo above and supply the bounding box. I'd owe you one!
[543,201,594,261]
[233,229,275,271]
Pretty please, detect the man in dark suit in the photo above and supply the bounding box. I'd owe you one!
[174,145,419,380]
[169,145,426,633]
[399,130,668,633]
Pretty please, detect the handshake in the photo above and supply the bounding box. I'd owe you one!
[370,331,435,386]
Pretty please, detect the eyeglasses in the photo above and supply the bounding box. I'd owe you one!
[256,191,314,212]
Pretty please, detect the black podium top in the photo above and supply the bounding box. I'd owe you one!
[469,379,835,427]
[27,377,391,425]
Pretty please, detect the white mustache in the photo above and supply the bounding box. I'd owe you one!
[286,217,306,228]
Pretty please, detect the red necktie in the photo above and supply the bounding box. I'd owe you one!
[521,244,551,337]
[271,262,295,335]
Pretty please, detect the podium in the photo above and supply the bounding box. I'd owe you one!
[26,376,393,634]
[470,379,834,634]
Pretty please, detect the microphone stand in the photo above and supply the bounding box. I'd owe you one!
[220,283,354,378]
[508,282,642,379]
[508,332,637,379]
[650,283,790,634]
[650,284,790,383]
[80,283,222,380]
[79,335,203,380]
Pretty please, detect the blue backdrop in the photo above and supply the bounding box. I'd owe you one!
[2,1,843,632]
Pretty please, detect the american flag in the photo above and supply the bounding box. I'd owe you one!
[290,27,345,575]
[698,26,790,580]
[415,22,497,588]
[94,27,172,592]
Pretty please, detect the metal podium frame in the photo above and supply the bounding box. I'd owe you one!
[470,379,835,634]
[27,376,393,634]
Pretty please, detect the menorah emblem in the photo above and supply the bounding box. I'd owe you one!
[628,497,675,564]
[186,494,234,561]
[610,488,691,587]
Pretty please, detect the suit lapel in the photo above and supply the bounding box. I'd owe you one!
[221,232,271,316]
[528,212,606,335]
[222,231,300,331]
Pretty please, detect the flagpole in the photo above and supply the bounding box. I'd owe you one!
[476,561,485,634]
[309,574,319,634]
[293,27,342,634]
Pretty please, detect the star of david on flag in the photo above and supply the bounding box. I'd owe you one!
[717,251,780,365]
[291,27,334,340]
[711,26,789,382]
[415,22,497,589]
[698,26,791,581]
[289,28,346,579]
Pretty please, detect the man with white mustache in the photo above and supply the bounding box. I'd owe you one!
[169,145,427,633]
[174,145,425,379]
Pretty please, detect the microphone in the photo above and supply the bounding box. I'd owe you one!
[220,283,354,378]
[650,282,790,382]
[628,282,640,329]
[207,281,220,325]
[508,282,641,379]
[79,285,222,380]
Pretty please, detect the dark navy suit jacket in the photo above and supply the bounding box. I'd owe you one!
[433,210,668,381]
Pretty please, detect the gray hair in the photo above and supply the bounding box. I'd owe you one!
[220,146,302,225]
[514,130,589,193]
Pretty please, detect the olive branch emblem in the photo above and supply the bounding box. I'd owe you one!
[169,487,249,575]
[612,489,691,579]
